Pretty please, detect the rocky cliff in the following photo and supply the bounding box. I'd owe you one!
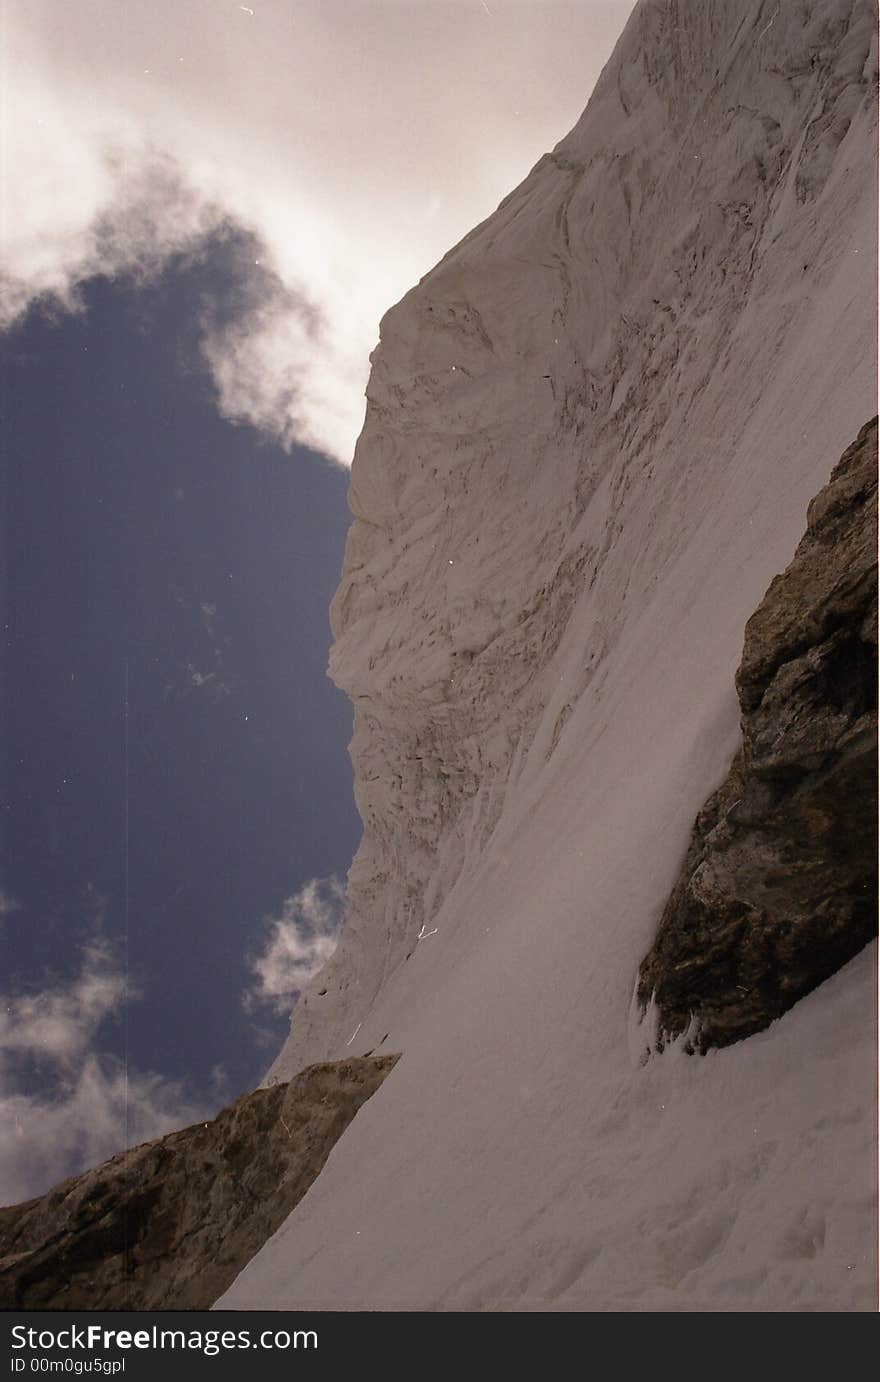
[637,417,877,1050]
[0,1056,397,1310]
[269,0,878,1085]
[232,0,876,1312]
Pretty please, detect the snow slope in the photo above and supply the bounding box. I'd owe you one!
[222,0,878,1310]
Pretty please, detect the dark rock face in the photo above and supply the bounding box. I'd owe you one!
[638,419,877,1051]
[0,1055,398,1310]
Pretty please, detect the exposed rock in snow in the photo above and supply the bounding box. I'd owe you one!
[230,0,878,1312]
[638,416,878,1050]
[0,1056,397,1310]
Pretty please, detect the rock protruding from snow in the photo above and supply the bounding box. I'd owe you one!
[0,1056,398,1310]
[638,418,878,1049]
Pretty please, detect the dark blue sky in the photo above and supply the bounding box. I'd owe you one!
[0,239,361,1124]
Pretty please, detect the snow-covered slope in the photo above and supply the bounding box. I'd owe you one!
[226,0,878,1310]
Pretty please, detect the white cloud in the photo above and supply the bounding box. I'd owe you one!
[245,876,345,1015]
[0,940,124,1067]
[0,0,633,464]
[0,941,208,1206]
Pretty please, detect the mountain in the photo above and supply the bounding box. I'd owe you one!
[226,0,877,1311]
[3,0,875,1313]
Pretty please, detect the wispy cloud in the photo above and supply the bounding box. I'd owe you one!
[1,0,630,464]
[184,660,231,700]
[0,890,21,921]
[166,592,233,702]
[0,941,208,1206]
[1,141,227,331]
[0,940,124,1067]
[244,876,345,1016]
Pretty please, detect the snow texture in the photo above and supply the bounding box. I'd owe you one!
[221,0,878,1311]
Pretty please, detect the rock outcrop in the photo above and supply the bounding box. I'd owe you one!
[0,1055,398,1310]
[638,418,877,1050]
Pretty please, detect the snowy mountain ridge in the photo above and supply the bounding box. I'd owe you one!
[231,0,879,1310]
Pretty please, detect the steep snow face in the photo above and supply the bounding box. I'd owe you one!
[240,0,878,1310]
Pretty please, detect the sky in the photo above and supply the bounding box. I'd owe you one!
[0,0,634,1204]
